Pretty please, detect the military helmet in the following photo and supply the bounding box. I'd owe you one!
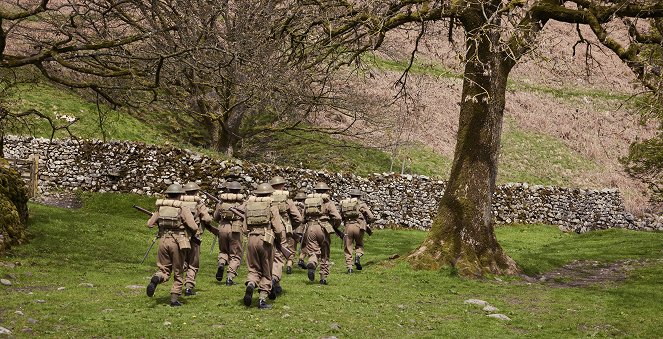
[349,188,362,197]
[294,192,307,200]
[254,182,275,195]
[269,176,287,186]
[225,181,242,191]
[314,182,330,191]
[183,182,201,192]
[164,183,185,194]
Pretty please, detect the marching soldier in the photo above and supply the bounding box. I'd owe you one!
[269,176,302,299]
[213,181,246,286]
[292,191,308,269]
[180,182,216,295]
[302,182,342,285]
[243,183,287,309]
[340,189,376,273]
[145,183,199,306]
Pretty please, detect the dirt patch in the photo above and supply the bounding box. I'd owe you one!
[34,193,83,209]
[523,259,655,288]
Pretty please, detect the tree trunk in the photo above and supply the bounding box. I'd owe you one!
[409,25,519,276]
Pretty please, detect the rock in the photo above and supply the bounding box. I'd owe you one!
[78,283,94,288]
[486,314,511,321]
[330,323,341,330]
[126,285,144,290]
[15,310,24,316]
[57,287,66,291]
[27,318,37,324]
[464,299,489,306]
[35,300,45,303]
[0,327,11,335]
[0,279,11,286]
[483,305,499,312]
[163,321,172,326]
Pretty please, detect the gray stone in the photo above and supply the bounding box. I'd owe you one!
[486,314,511,321]
[483,305,499,312]
[464,299,489,306]
[0,279,11,286]
[0,327,11,335]
[79,283,94,288]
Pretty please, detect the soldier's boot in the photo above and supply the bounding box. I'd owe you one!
[146,275,161,297]
[184,286,196,296]
[347,267,354,274]
[306,263,316,282]
[226,273,235,286]
[268,279,277,300]
[258,299,272,310]
[215,264,225,281]
[286,266,292,274]
[170,294,182,307]
[297,259,306,269]
[243,282,255,306]
[354,255,362,271]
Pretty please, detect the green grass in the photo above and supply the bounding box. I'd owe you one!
[498,118,597,186]
[3,83,167,143]
[1,193,663,337]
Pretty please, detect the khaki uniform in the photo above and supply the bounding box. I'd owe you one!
[303,194,342,280]
[213,193,246,281]
[293,201,307,260]
[147,199,199,296]
[271,190,303,282]
[180,195,215,290]
[340,198,375,268]
[244,197,286,301]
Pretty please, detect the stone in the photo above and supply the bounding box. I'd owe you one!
[126,285,144,290]
[27,318,37,324]
[79,283,94,288]
[0,327,11,335]
[464,299,489,306]
[0,279,11,286]
[163,321,172,326]
[486,314,511,321]
[483,305,499,312]
[15,311,24,316]
[330,323,341,330]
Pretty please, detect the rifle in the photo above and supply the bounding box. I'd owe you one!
[202,190,220,204]
[366,225,373,236]
[132,205,158,264]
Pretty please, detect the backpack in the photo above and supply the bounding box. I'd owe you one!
[245,196,272,227]
[340,198,360,219]
[304,193,328,217]
[219,193,245,220]
[156,199,182,228]
[180,195,200,223]
[271,190,290,214]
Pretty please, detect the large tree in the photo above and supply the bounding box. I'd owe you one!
[285,0,663,276]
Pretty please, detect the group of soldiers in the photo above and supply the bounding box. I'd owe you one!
[143,176,375,309]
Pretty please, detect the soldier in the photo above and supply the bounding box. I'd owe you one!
[243,183,287,309]
[180,182,216,295]
[269,176,302,299]
[340,188,376,273]
[292,191,308,269]
[213,181,246,286]
[145,183,199,306]
[302,182,342,285]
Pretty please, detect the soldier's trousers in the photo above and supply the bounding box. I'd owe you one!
[273,234,296,281]
[246,234,274,295]
[285,236,297,268]
[154,234,186,295]
[344,223,365,268]
[218,224,243,278]
[184,239,200,288]
[304,223,331,278]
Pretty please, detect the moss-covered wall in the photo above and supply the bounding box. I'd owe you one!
[0,162,30,253]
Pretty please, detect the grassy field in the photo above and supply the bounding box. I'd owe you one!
[1,193,662,338]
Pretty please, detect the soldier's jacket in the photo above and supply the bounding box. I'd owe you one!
[304,193,342,234]
[339,198,375,230]
[271,190,303,234]
[293,201,305,233]
[213,193,246,233]
[180,194,215,236]
[243,196,286,244]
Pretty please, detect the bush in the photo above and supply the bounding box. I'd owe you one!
[0,161,29,253]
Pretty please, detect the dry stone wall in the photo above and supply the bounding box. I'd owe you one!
[5,136,662,232]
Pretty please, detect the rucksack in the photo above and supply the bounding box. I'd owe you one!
[156,199,182,228]
[219,193,244,220]
[245,196,272,226]
[340,198,360,219]
[304,193,328,217]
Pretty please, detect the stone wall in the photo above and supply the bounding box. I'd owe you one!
[4,136,662,232]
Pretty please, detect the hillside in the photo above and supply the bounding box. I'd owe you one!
[2,22,658,214]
